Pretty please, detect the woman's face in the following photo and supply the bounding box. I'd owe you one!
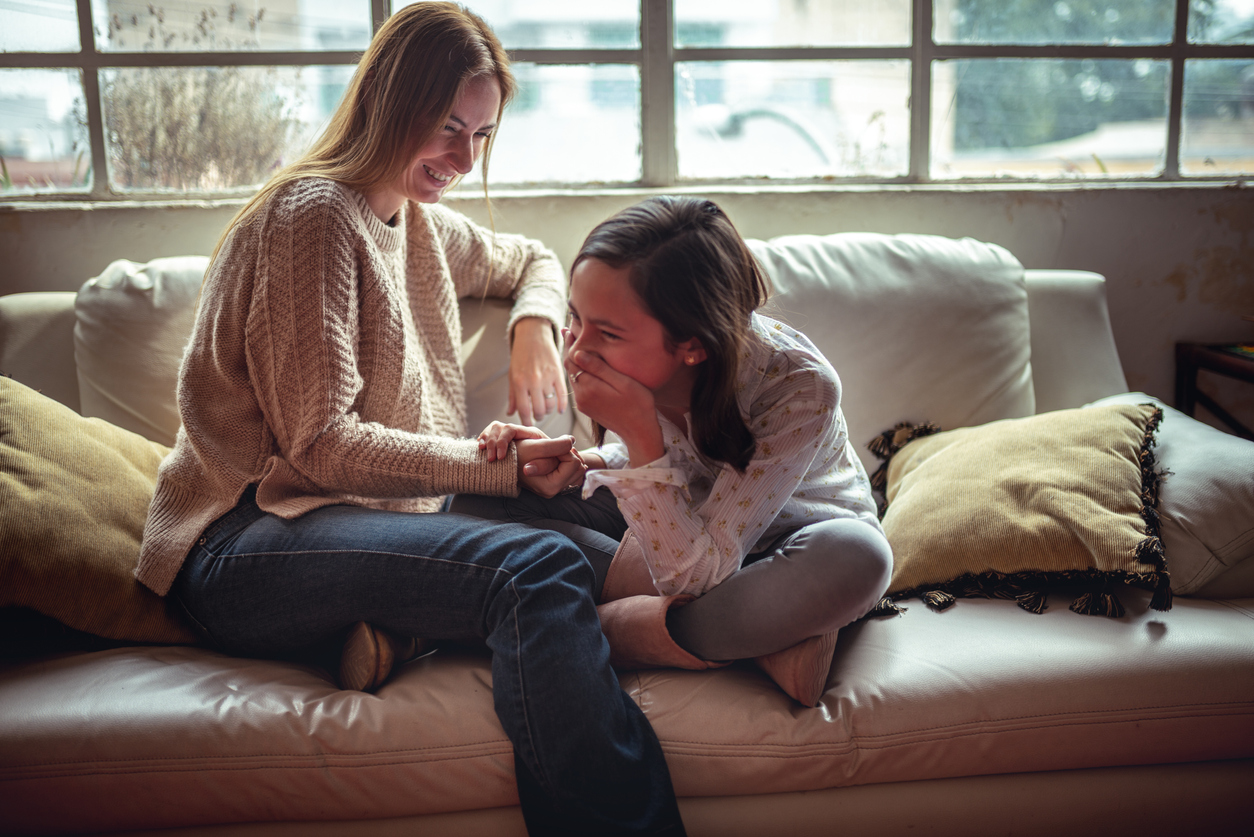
[567,257,701,401]
[368,75,501,220]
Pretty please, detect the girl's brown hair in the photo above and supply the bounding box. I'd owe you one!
[574,196,771,472]
[210,2,514,262]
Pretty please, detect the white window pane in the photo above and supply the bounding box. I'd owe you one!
[1181,59,1254,174]
[459,63,640,186]
[401,0,640,49]
[932,58,1169,179]
[935,0,1174,45]
[676,61,910,180]
[0,68,90,194]
[1,0,81,52]
[676,0,910,47]
[102,65,353,191]
[93,0,371,52]
[1189,0,1254,44]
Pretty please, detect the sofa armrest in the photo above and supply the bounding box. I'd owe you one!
[0,292,79,412]
[1025,270,1128,413]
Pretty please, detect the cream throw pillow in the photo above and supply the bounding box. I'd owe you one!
[1085,392,1254,597]
[75,256,209,447]
[0,376,198,644]
[877,402,1170,616]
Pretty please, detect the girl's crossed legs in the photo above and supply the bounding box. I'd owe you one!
[449,490,892,661]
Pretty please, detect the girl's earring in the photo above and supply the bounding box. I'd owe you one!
[685,356,697,365]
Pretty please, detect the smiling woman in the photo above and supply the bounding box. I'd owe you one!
[120,4,687,834]
[365,74,501,220]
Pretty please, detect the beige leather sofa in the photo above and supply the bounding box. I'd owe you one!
[1,232,1252,836]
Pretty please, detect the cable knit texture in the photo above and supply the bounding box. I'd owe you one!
[136,178,565,595]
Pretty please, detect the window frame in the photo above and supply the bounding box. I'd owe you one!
[2,0,1251,202]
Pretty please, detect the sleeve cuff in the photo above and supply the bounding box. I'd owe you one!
[583,450,685,500]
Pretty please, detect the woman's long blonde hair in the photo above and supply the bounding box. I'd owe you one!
[210,2,515,262]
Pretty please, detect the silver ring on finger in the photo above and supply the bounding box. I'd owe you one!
[544,392,555,399]
[570,370,583,382]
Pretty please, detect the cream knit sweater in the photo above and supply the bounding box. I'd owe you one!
[136,178,566,596]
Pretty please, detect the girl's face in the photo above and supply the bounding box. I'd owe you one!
[367,75,500,221]
[567,257,704,403]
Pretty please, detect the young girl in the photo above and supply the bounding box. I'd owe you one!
[454,195,893,706]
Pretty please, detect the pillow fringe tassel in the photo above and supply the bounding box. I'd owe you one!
[867,421,942,505]
[921,590,956,610]
[1150,574,1173,612]
[883,568,1170,619]
[1070,585,1126,618]
[868,597,906,618]
[1015,590,1048,614]
[1135,405,1173,612]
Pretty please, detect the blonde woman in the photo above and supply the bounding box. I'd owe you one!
[135,4,685,833]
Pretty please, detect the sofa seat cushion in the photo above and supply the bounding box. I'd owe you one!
[3,591,1251,834]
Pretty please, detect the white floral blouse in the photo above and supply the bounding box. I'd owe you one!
[583,313,881,597]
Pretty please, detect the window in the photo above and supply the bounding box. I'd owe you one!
[2,0,1252,199]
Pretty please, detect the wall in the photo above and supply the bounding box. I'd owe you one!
[2,184,1251,430]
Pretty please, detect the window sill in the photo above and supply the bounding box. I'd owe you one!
[1,176,1249,214]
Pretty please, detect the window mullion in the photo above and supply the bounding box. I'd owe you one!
[375,0,391,33]
[909,0,932,181]
[74,0,108,200]
[1163,0,1190,180]
[640,0,675,187]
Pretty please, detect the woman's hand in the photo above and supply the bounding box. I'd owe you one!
[509,317,566,427]
[516,436,587,498]
[564,336,665,467]
[478,421,547,463]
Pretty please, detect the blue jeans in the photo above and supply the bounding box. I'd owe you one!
[172,487,685,836]
[451,487,627,601]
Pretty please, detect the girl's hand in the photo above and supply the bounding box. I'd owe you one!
[509,317,566,426]
[478,421,547,463]
[565,346,665,467]
[517,436,587,498]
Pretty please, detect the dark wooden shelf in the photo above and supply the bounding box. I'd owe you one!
[1174,343,1254,440]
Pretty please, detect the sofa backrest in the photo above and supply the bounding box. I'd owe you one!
[0,291,79,412]
[1,235,1129,470]
[749,232,1037,473]
[3,258,574,447]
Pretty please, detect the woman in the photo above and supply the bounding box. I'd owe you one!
[136,5,685,834]
[457,196,893,706]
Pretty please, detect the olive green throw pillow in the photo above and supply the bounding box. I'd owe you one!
[871,402,1170,617]
[0,375,199,644]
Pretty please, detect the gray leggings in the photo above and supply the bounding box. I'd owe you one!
[449,489,893,661]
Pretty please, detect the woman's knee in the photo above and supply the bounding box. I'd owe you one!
[498,528,597,595]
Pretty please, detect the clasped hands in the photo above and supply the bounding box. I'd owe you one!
[479,421,588,499]
[481,327,663,495]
